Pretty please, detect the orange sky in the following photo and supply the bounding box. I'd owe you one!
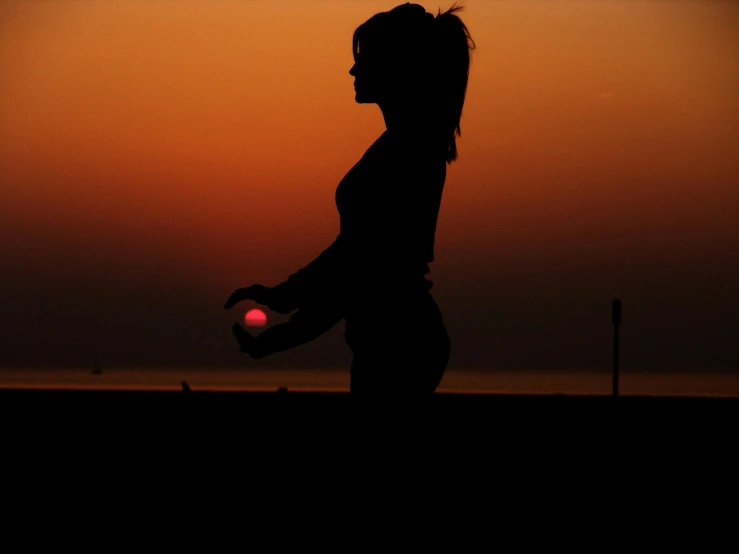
[1,0,737,372]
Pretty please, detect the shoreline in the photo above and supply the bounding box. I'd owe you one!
[3,386,738,400]
[2,366,739,397]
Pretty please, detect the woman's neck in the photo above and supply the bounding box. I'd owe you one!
[379,101,427,135]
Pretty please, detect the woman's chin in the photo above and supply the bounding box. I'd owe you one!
[354,92,373,104]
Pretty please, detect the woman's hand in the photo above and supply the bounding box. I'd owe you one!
[232,323,267,359]
[224,284,298,314]
[224,284,273,309]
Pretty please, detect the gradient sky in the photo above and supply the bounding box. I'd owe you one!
[1,0,737,373]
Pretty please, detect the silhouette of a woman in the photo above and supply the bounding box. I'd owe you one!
[225,3,475,394]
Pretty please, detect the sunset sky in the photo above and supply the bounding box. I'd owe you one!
[1,0,737,374]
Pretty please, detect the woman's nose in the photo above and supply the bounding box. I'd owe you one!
[349,64,357,76]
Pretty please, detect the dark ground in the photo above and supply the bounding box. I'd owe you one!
[2,388,735,502]
[3,388,736,435]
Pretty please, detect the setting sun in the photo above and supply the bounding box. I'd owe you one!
[245,309,267,327]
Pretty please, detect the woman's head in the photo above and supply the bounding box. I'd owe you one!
[349,3,475,163]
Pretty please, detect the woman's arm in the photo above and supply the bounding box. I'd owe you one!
[268,234,346,313]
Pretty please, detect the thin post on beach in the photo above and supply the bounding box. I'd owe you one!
[612,298,621,397]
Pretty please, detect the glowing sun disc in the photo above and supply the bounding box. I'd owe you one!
[244,309,267,327]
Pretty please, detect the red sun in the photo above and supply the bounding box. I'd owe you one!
[244,308,267,327]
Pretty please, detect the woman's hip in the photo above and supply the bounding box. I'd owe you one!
[348,325,451,394]
[344,291,449,355]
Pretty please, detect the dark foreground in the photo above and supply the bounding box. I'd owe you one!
[4,386,739,404]
[3,387,737,430]
[2,388,736,491]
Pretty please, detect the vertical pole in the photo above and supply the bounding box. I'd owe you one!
[612,299,621,397]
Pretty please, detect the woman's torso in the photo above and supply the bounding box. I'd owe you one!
[335,130,447,298]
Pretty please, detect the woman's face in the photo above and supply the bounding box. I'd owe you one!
[349,38,385,104]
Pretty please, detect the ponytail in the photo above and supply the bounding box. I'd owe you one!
[430,3,476,163]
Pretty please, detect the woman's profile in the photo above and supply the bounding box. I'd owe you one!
[224,2,475,394]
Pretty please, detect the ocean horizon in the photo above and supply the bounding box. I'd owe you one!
[1,367,738,397]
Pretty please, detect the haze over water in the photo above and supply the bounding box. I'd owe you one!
[2,368,739,398]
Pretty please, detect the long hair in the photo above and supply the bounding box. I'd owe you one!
[353,3,475,164]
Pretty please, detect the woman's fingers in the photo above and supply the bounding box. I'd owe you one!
[224,288,248,309]
[225,281,295,314]
[266,299,293,314]
[232,322,253,351]
[232,323,265,359]
[232,323,254,351]
[224,285,271,309]
[250,285,273,305]
[232,322,246,340]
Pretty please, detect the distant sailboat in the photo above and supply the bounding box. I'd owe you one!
[91,348,102,375]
